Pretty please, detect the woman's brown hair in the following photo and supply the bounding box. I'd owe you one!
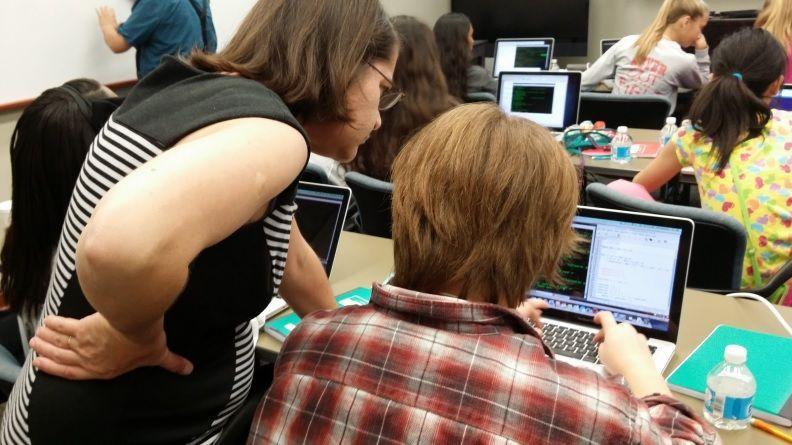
[390,103,580,308]
[190,0,397,122]
[434,13,473,100]
[346,16,458,181]
[633,0,709,65]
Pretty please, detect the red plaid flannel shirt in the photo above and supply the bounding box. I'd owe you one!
[249,283,719,444]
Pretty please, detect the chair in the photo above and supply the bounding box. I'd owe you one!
[465,92,497,103]
[299,162,330,185]
[578,93,672,130]
[344,172,393,238]
[586,183,792,298]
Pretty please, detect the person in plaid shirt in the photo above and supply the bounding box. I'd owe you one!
[249,103,719,444]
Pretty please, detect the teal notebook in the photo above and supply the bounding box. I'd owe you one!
[264,287,372,342]
[666,325,792,427]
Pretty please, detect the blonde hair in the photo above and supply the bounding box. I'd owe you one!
[756,0,792,52]
[633,0,709,65]
[390,103,580,308]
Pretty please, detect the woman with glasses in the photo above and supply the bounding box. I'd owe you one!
[346,15,458,181]
[2,0,399,443]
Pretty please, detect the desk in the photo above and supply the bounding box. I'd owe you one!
[258,232,792,444]
[571,128,697,185]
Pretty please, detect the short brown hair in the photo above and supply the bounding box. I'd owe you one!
[190,0,397,122]
[390,103,579,308]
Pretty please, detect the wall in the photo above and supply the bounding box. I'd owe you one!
[381,0,451,26]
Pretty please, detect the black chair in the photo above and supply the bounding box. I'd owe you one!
[579,93,672,129]
[344,172,393,238]
[465,91,497,103]
[586,183,792,298]
[299,162,330,185]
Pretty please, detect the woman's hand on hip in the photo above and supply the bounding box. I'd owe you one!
[29,313,193,380]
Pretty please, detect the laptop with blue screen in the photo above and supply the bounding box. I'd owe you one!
[771,84,792,111]
[294,181,351,275]
[529,206,694,373]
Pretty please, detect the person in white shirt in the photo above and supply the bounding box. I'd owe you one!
[582,0,711,111]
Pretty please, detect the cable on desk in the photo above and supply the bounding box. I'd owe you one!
[727,292,792,337]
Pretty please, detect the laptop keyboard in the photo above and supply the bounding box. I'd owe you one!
[542,322,657,364]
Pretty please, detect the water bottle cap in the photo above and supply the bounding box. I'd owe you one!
[617,126,629,133]
[724,344,747,364]
[666,117,677,125]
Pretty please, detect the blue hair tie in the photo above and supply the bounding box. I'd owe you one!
[733,72,743,81]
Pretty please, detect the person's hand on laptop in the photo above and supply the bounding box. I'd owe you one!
[516,298,549,335]
[594,311,672,397]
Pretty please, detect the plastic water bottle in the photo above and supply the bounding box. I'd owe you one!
[549,59,560,71]
[703,345,756,430]
[610,126,632,164]
[659,117,678,146]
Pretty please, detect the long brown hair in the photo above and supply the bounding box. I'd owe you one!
[391,104,579,307]
[434,13,472,100]
[756,0,792,52]
[190,0,397,122]
[633,0,709,65]
[689,29,787,172]
[346,16,458,180]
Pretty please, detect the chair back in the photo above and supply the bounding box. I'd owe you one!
[579,93,672,129]
[300,163,331,185]
[465,92,497,103]
[344,172,393,238]
[586,182,746,290]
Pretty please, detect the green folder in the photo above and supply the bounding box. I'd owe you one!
[666,325,792,426]
[264,287,372,342]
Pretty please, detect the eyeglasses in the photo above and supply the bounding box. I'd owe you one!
[367,62,404,111]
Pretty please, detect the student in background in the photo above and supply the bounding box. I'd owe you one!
[434,12,497,101]
[0,79,117,389]
[249,103,718,444]
[635,29,791,305]
[3,0,398,443]
[346,15,457,181]
[97,0,217,79]
[756,0,792,80]
[582,0,710,111]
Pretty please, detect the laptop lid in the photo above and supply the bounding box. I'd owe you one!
[294,181,351,276]
[529,206,694,343]
[600,38,619,55]
[497,71,581,132]
[493,38,555,77]
[771,84,792,111]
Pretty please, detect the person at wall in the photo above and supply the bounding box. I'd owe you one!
[97,0,217,79]
[0,79,117,393]
[582,0,710,112]
[1,0,399,443]
[756,0,792,80]
[434,12,497,101]
[345,15,458,181]
[248,103,719,444]
[635,29,790,305]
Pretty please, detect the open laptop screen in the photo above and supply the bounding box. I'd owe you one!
[771,84,792,111]
[494,38,554,77]
[529,207,693,342]
[600,39,619,55]
[498,71,581,131]
[294,182,351,275]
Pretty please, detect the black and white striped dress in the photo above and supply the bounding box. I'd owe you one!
[0,58,308,444]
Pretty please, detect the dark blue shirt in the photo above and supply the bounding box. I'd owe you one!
[118,0,217,79]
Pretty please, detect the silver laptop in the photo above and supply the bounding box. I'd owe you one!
[294,181,351,275]
[600,38,619,55]
[497,71,582,133]
[528,206,694,373]
[493,38,555,77]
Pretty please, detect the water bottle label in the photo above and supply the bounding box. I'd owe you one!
[661,136,672,145]
[705,386,753,420]
[616,145,630,158]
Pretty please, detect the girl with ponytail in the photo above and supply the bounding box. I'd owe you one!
[582,0,710,112]
[635,28,791,304]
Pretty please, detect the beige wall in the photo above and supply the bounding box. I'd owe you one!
[0,110,19,203]
[381,0,451,26]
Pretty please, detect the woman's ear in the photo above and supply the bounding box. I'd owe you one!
[764,75,785,98]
